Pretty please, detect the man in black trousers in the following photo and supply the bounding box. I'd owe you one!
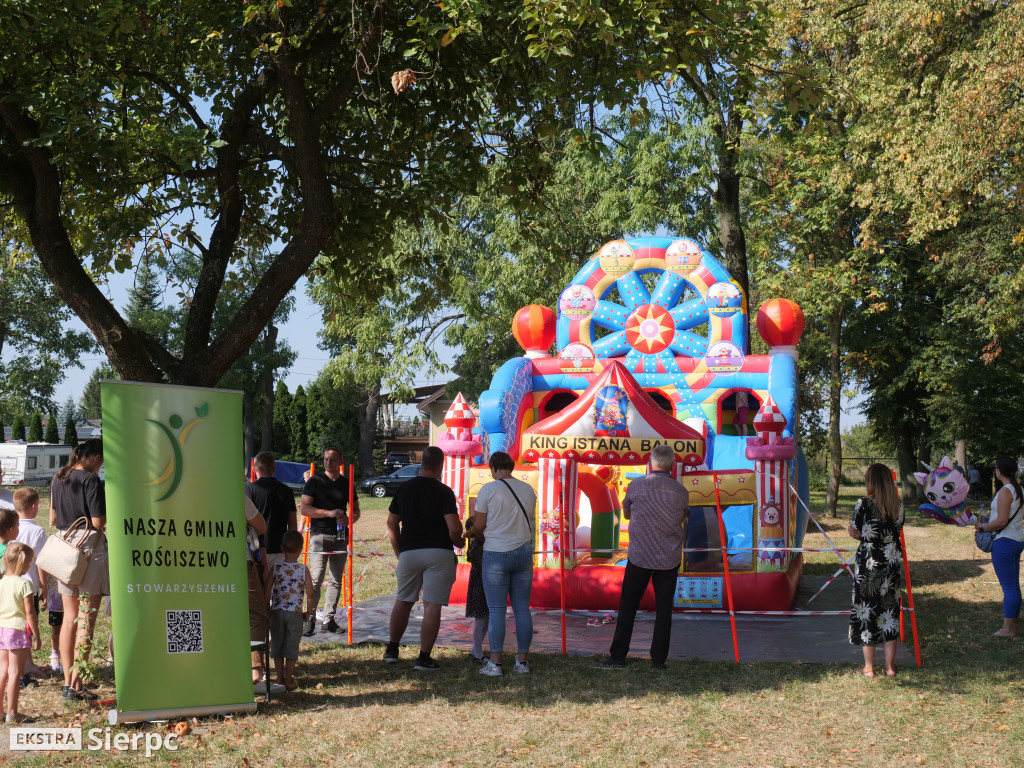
[603,444,689,669]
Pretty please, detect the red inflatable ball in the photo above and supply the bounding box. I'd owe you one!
[757,298,804,348]
[512,304,556,356]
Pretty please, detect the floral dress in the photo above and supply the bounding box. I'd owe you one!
[849,497,904,646]
[464,539,489,619]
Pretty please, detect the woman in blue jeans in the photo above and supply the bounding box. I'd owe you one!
[975,456,1024,638]
[472,452,538,676]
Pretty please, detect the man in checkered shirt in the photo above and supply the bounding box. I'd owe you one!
[603,444,689,669]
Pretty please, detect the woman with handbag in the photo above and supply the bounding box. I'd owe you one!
[472,452,538,676]
[975,456,1024,638]
[48,438,107,700]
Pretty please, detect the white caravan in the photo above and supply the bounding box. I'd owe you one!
[0,442,73,485]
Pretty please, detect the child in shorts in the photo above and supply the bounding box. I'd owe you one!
[267,531,313,690]
[0,543,41,723]
[13,488,48,681]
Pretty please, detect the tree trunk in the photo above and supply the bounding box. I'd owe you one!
[916,432,932,484]
[260,325,278,452]
[955,439,967,472]
[825,304,844,517]
[242,390,256,477]
[896,426,919,504]
[716,161,750,303]
[357,381,381,477]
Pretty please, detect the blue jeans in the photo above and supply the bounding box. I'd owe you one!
[992,537,1024,619]
[482,543,534,656]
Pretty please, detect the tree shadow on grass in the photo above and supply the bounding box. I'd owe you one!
[908,557,992,586]
[868,593,1024,695]
[265,644,844,712]
[256,581,1024,714]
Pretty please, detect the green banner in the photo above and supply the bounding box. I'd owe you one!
[102,381,252,716]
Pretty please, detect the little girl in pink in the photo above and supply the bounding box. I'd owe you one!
[0,543,41,722]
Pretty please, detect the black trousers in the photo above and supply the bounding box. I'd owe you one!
[609,560,679,665]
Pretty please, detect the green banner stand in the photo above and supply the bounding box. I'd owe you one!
[102,381,255,722]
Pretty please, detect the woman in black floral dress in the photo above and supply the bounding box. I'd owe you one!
[847,463,904,677]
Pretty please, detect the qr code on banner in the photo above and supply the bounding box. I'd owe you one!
[166,610,203,654]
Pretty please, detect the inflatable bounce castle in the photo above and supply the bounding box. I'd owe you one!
[440,236,809,611]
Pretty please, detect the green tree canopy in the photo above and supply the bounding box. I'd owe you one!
[271,381,292,459]
[27,411,42,442]
[10,413,25,442]
[0,242,96,423]
[63,415,78,446]
[43,412,59,443]
[289,385,308,463]
[78,364,118,421]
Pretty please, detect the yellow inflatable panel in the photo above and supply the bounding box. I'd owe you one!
[680,470,757,507]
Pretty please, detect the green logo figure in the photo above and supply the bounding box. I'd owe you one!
[145,403,209,501]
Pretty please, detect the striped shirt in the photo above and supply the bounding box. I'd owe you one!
[623,471,689,570]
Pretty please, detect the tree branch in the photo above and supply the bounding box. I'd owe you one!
[129,68,210,133]
[180,67,278,378]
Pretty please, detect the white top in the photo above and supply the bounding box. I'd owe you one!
[992,484,1024,542]
[14,518,47,591]
[476,477,538,553]
[0,489,13,511]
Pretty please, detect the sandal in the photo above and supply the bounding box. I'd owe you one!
[5,714,35,724]
[62,686,98,701]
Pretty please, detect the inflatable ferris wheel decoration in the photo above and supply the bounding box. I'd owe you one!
[555,237,748,390]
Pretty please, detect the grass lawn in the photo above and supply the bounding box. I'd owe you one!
[4,487,1023,767]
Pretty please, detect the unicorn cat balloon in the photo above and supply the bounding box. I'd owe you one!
[915,456,973,525]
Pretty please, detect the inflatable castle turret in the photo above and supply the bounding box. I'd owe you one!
[745,397,797,570]
[437,393,483,518]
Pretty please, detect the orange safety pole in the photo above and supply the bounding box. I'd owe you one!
[899,529,922,666]
[302,462,314,568]
[713,473,741,663]
[347,462,355,645]
[559,494,567,656]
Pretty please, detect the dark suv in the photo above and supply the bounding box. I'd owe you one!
[360,464,421,498]
[383,452,412,473]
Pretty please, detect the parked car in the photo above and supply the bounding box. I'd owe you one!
[382,452,412,473]
[361,464,421,498]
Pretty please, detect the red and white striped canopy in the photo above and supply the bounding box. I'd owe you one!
[521,360,705,466]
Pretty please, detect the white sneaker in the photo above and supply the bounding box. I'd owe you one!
[513,660,530,674]
[49,654,62,672]
[253,681,286,695]
[478,660,502,677]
